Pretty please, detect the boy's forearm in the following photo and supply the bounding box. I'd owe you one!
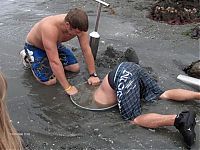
[83,49,96,74]
[50,61,71,89]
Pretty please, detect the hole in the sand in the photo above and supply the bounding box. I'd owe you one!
[148,0,200,25]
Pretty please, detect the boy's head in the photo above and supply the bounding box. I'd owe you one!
[65,8,88,32]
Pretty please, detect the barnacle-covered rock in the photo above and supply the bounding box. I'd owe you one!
[183,60,200,79]
[191,25,200,39]
[148,0,200,25]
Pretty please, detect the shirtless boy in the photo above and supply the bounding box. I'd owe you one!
[20,8,100,95]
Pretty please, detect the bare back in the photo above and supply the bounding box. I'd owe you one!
[26,14,77,50]
[94,74,117,106]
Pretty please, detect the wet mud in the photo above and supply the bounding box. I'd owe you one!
[96,46,139,68]
[0,0,199,150]
[96,46,158,81]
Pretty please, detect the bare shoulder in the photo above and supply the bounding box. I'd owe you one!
[39,14,64,26]
[38,16,60,35]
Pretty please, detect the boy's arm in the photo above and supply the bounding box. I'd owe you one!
[41,24,78,95]
[78,32,100,85]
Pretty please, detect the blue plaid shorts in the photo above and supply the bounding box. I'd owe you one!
[24,42,78,82]
[112,62,164,121]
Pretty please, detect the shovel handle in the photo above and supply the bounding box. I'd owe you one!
[95,0,110,7]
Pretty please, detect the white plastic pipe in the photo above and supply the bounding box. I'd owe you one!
[95,0,110,7]
[177,74,200,87]
[89,31,100,59]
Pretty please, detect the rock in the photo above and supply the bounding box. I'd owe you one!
[148,0,200,25]
[124,47,139,64]
[183,60,200,79]
[191,25,200,39]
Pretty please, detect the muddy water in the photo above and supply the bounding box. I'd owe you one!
[0,0,199,149]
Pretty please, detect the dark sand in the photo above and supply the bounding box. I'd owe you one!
[0,0,199,149]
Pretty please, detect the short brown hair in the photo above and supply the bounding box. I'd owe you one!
[65,8,88,32]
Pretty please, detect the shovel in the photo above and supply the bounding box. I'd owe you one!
[90,0,110,60]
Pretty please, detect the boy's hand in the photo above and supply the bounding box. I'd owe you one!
[65,85,78,96]
[88,76,100,86]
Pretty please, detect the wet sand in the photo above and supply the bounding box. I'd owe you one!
[0,0,199,149]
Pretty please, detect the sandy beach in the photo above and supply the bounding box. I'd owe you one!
[0,0,199,149]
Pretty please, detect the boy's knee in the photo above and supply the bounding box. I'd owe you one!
[64,63,80,72]
[40,78,57,86]
[130,116,140,125]
[132,117,139,125]
[32,70,57,85]
[71,64,80,72]
[43,78,56,85]
[159,91,169,100]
